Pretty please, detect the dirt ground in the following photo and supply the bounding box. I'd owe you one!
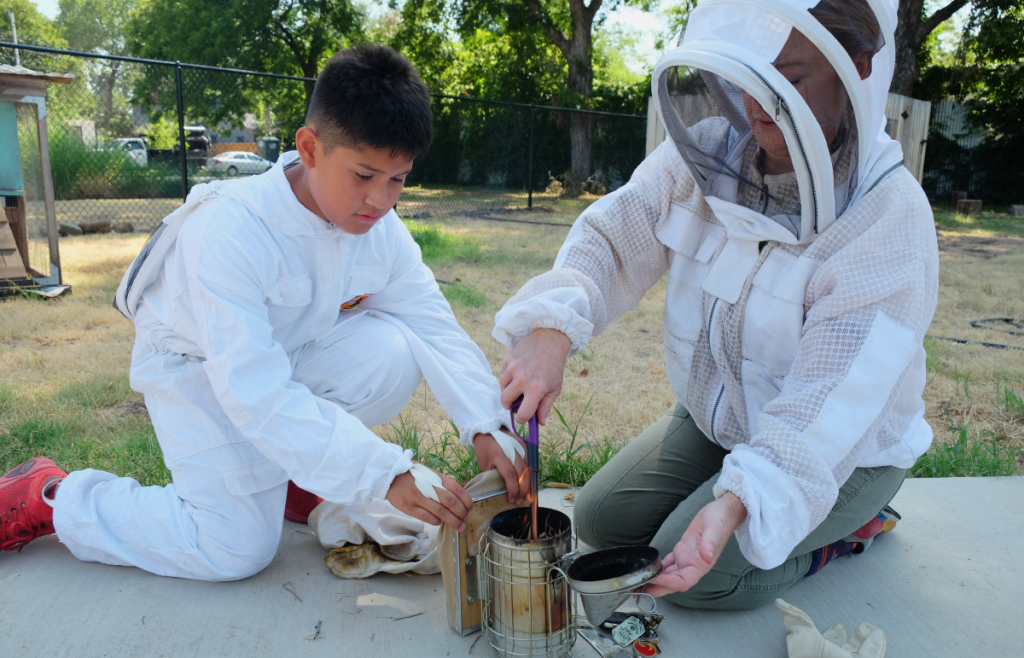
[937,229,1024,258]
[3,202,1023,463]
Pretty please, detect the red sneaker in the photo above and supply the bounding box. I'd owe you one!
[1,457,67,551]
[284,480,322,524]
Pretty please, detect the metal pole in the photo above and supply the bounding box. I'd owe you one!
[527,105,535,209]
[175,62,188,202]
[8,12,19,66]
[629,116,636,170]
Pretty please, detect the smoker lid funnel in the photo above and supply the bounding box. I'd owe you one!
[566,546,662,626]
[566,546,661,594]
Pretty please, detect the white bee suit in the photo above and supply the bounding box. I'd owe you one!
[494,0,938,570]
[52,152,508,580]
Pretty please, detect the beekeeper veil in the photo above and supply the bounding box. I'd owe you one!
[652,0,903,301]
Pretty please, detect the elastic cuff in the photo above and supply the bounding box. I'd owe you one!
[371,448,414,501]
[524,319,586,357]
[462,414,512,447]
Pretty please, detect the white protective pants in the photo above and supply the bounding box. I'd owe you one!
[52,314,422,581]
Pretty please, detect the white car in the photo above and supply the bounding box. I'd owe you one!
[113,138,148,167]
[206,151,273,176]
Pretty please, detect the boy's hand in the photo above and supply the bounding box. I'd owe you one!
[499,328,573,425]
[474,431,528,504]
[386,467,473,532]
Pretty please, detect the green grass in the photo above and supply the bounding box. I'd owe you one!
[403,219,482,264]
[384,415,482,485]
[1000,385,1024,422]
[932,204,1024,238]
[924,337,945,374]
[441,283,487,308]
[0,412,170,487]
[382,400,626,489]
[910,427,1024,478]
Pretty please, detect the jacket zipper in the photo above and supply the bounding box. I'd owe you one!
[707,298,725,447]
[865,160,906,195]
[745,65,820,233]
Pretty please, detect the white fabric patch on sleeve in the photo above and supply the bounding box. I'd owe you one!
[801,309,916,469]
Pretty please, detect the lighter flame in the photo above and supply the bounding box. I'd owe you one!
[517,467,539,540]
[518,467,532,503]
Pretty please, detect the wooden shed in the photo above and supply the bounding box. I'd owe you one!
[1,64,73,295]
[884,92,931,184]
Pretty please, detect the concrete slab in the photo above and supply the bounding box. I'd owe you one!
[2,477,1022,657]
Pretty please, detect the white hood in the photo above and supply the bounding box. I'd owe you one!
[652,0,904,243]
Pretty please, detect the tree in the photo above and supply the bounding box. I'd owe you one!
[891,0,971,95]
[440,0,653,193]
[516,0,654,190]
[128,0,363,107]
[1,0,69,64]
[1,0,92,121]
[58,0,138,133]
[943,1,1024,202]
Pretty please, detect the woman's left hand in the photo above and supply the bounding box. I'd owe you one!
[645,492,747,597]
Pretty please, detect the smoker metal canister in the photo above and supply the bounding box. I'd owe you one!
[480,507,575,658]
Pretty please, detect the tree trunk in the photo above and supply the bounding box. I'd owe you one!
[891,0,926,96]
[97,61,121,132]
[566,32,594,192]
[520,0,602,196]
[301,59,318,111]
[890,0,970,96]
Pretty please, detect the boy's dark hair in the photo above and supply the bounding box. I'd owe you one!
[306,45,432,160]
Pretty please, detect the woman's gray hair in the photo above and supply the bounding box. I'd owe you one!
[808,0,884,59]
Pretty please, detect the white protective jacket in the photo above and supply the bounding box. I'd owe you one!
[494,0,938,569]
[116,152,508,505]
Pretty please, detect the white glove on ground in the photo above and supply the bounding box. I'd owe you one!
[776,599,886,658]
[309,495,441,577]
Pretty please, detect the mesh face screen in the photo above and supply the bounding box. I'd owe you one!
[659,28,861,238]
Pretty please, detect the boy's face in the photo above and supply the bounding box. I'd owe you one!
[291,126,413,235]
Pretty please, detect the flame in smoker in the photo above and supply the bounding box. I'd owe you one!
[517,466,539,540]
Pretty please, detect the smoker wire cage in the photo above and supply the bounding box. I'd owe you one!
[479,507,577,658]
[0,65,72,293]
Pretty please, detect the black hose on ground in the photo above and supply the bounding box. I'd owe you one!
[927,318,1024,351]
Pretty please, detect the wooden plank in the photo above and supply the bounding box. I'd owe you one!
[215,142,257,155]
[885,92,931,184]
[0,77,48,99]
[0,220,27,279]
[646,97,666,157]
[5,198,31,272]
[36,112,62,283]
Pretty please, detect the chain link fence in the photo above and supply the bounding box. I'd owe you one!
[1,43,646,235]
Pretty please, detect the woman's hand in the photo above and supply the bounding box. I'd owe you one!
[386,467,474,532]
[645,492,747,597]
[474,431,528,504]
[499,328,573,425]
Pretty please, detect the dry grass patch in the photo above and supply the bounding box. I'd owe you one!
[919,206,1024,473]
[4,201,1022,484]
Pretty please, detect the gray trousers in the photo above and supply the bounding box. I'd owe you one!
[574,404,906,611]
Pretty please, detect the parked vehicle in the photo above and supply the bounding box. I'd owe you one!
[93,137,149,167]
[173,126,212,157]
[206,151,273,176]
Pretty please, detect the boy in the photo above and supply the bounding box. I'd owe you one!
[0,46,526,579]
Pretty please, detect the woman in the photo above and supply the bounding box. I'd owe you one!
[493,0,937,610]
